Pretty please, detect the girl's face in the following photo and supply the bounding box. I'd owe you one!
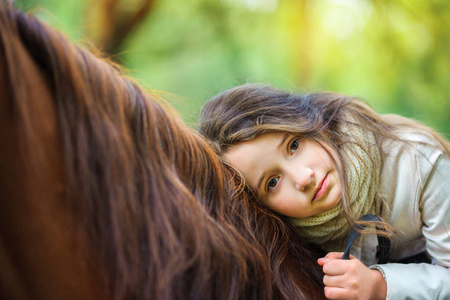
[224,133,341,218]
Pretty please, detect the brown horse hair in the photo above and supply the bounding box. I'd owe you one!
[0,2,324,300]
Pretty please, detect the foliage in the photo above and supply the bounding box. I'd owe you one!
[17,0,450,136]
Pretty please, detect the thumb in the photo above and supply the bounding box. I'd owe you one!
[325,252,344,260]
[317,252,343,266]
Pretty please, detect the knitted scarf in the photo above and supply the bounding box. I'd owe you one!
[290,125,381,251]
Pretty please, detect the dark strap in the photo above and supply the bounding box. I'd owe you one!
[342,214,390,264]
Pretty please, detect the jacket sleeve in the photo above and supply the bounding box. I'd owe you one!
[372,150,450,300]
[370,263,450,300]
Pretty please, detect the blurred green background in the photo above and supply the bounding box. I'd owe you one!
[16,0,450,136]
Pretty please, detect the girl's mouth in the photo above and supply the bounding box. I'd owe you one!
[313,174,328,201]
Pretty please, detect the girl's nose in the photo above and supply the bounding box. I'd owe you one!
[289,167,314,192]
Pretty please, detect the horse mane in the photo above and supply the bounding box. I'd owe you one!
[0,2,325,299]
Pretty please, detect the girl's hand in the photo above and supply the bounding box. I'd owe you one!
[317,252,387,300]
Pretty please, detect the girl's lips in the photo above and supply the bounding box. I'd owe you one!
[313,174,328,201]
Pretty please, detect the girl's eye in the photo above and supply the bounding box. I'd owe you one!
[267,177,279,191]
[289,139,300,154]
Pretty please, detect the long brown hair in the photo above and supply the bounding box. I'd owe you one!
[198,84,450,236]
[0,2,324,299]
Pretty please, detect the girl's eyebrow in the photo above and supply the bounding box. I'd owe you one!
[256,134,290,191]
[278,133,290,151]
[256,172,266,192]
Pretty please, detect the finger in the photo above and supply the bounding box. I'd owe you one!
[318,252,344,266]
[322,259,349,276]
[325,252,344,260]
[331,252,357,260]
[324,286,351,300]
[319,253,358,266]
[317,257,326,266]
[323,274,345,288]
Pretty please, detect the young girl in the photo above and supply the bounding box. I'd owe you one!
[198,84,450,299]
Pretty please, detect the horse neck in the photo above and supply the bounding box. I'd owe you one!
[0,9,106,300]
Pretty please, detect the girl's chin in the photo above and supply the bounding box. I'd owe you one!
[319,193,341,213]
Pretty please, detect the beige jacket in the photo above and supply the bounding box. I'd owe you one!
[351,131,450,299]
